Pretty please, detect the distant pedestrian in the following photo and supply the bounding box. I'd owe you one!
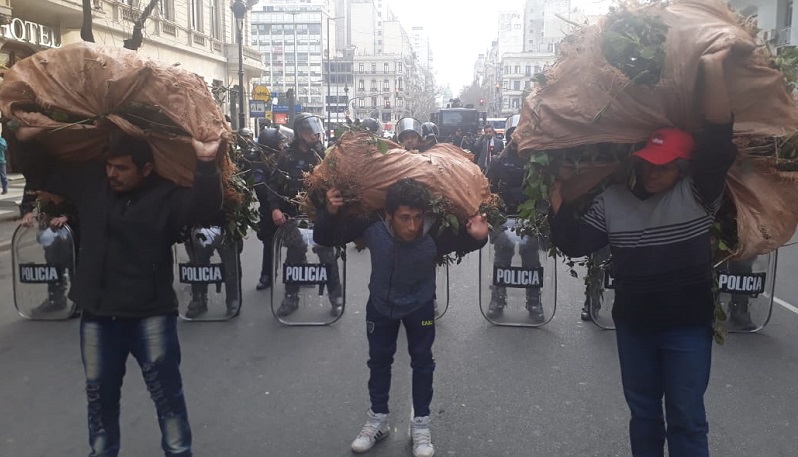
[0,134,7,194]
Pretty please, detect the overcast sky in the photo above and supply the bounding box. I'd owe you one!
[386,0,613,94]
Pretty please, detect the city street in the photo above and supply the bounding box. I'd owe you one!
[1,234,798,457]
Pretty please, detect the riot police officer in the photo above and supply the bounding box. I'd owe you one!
[420,121,439,152]
[268,113,343,316]
[396,117,424,151]
[252,125,293,290]
[485,114,544,323]
[361,117,384,136]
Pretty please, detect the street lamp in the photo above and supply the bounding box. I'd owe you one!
[231,0,248,131]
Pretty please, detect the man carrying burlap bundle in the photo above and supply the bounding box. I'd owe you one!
[548,48,735,456]
[314,178,489,457]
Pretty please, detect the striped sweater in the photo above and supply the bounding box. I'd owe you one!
[550,122,736,327]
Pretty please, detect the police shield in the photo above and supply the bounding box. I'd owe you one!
[586,247,615,330]
[479,217,557,326]
[175,226,242,321]
[271,218,346,325]
[12,224,77,320]
[589,250,777,333]
[717,252,776,333]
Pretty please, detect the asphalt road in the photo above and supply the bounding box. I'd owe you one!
[1,234,797,457]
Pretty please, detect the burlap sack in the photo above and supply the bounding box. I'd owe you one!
[0,42,233,189]
[304,132,493,221]
[726,158,798,259]
[514,0,798,153]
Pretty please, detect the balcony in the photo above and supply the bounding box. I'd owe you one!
[778,27,792,47]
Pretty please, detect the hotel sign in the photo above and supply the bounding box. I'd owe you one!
[1,18,61,48]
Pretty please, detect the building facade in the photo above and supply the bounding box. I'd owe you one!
[730,0,798,47]
[1,0,265,130]
[250,0,334,122]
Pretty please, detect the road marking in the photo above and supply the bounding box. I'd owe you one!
[774,296,798,316]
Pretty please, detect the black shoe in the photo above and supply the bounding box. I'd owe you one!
[729,310,757,331]
[256,275,272,290]
[226,300,241,318]
[1,189,7,195]
[276,294,299,317]
[30,297,68,317]
[487,296,506,318]
[526,303,545,324]
[580,301,592,322]
[184,301,208,319]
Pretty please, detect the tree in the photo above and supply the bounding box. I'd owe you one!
[458,82,490,110]
[81,0,161,51]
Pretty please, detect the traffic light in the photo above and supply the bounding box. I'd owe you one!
[385,100,391,109]
[479,98,485,106]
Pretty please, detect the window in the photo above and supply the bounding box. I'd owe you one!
[359,63,364,73]
[210,0,220,38]
[158,0,174,20]
[384,62,389,73]
[397,62,403,72]
[512,98,520,108]
[371,79,377,91]
[371,63,377,73]
[788,1,794,28]
[383,79,390,90]
[359,99,365,108]
[503,80,508,89]
[397,77,403,90]
[358,79,365,90]
[384,96,390,108]
[190,0,203,32]
[525,65,532,77]
[513,80,521,90]
[371,96,377,107]
[514,65,520,74]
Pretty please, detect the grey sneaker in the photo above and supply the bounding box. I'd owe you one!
[411,416,434,457]
[276,294,299,317]
[351,409,390,453]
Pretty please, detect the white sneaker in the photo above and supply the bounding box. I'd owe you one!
[411,416,435,457]
[351,409,390,453]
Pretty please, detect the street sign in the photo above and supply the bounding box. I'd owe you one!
[252,84,271,102]
[272,104,303,113]
[249,100,266,118]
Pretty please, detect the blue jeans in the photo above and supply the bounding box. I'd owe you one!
[0,163,7,192]
[366,300,436,417]
[615,320,712,457]
[80,314,192,457]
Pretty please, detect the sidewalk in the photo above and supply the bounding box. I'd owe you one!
[0,174,24,252]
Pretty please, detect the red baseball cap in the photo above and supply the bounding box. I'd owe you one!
[632,128,695,165]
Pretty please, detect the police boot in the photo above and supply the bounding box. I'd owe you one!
[185,292,209,319]
[256,274,272,290]
[276,293,299,317]
[328,284,343,317]
[30,287,68,317]
[580,297,592,322]
[525,289,545,324]
[728,299,756,331]
[487,286,507,318]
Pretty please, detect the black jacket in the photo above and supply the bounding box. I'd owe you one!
[267,144,323,217]
[472,135,504,170]
[486,148,526,214]
[50,160,223,318]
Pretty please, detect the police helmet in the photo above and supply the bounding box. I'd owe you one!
[396,117,423,142]
[293,113,324,137]
[421,122,439,141]
[361,117,384,135]
[258,125,294,153]
[504,114,521,141]
[239,127,253,138]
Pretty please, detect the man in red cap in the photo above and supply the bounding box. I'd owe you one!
[548,48,736,457]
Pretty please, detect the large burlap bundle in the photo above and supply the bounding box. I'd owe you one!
[513,0,798,258]
[726,158,798,259]
[303,132,494,221]
[0,42,233,192]
[514,0,798,152]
